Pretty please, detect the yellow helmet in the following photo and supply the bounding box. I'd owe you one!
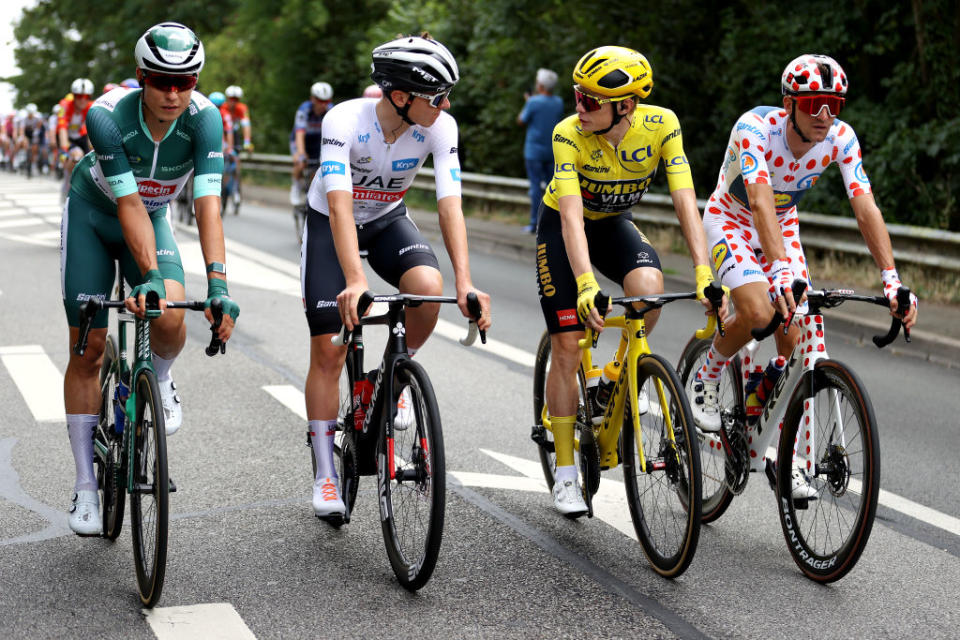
[572,46,653,99]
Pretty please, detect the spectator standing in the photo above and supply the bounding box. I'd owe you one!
[517,68,564,233]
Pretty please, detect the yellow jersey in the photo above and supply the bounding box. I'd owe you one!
[543,106,693,220]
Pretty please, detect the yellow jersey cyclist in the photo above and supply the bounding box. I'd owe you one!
[61,22,239,535]
[536,46,728,517]
[689,54,918,498]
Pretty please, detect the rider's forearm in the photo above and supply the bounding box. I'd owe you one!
[671,187,710,267]
[746,182,788,264]
[557,195,592,278]
[58,129,68,150]
[242,124,251,145]
[194,195,227,277]
[295,131,306,158]
[116,196,159,275]
[328,191,366,285]
[437,196,473,288]
[851,194,895,270]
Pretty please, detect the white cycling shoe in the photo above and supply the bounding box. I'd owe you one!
[159,378,182,436]
[791,468,819,502]
[691,379,721,432]
[69,490,101,536]
[394,386,415,431]
[552,478,588,517]
[313,477,345,517]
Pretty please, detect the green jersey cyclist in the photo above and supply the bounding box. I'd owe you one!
[60,22,239,535]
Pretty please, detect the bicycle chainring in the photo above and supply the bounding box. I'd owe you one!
[724,423,750,495]
[578,423,601,497]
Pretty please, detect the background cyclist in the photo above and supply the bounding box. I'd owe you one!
[57,78,94,200]
[690,54,918,498]
[208,91,235,154]
[60,22,239,535]
[537,46,726,517]
[300,34,491,518]
[14,103,44,176]
[222,84,252,194]
[290,81,333,205]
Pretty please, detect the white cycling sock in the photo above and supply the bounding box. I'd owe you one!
[308,419,338,481]
[555,464,577,484]
[67,414,98,492]
[698,345,730,382]
[152,352,175,382]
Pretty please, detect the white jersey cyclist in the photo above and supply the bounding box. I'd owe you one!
[306,97,462,224]
[704,106,867,296]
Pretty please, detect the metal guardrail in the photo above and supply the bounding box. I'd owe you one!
[245,152,960,272]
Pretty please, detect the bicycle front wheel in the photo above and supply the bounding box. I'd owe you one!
[776,359,880,583]
[129,369,169,607]
[378,359,444,591]
[676,336,740,523]
[623,353,702,578]
[96,335,125,540]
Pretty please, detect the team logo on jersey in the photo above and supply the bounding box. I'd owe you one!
[138,180,175,198]
[357,133,370,143]
[450,168,461,182]
[392,158,419,171]
[854,162,869,184]
[412,130,425,143]
[712,239,732,271]
[619,145,654,164]
[321,161,346,176]
[797,173,820,189]
[357,156,371,164]
[590,149,602,161]
[642,114,663,131]
[741,152,758,175]
[774,193,793,208]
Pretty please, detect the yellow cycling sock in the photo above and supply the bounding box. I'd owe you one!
[550,414,577,468]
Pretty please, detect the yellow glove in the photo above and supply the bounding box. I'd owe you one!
[575,272,601,323]
[694,264,715,300]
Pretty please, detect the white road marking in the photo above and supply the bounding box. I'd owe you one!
[0,345,65,422]
[262,384,306,421]
[144,603,257,640]
[0,217,49,229]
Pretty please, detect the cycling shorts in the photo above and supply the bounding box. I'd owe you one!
[68,135,90,155]
[60,193,185,328]
[301,202,440,336]
[535,203,661,334]
[702,197,811,309]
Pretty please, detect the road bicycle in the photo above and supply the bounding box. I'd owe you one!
[677,280,911,582]
[221,149,241,216]
[293,160,319,242]
[531,285,723,578]
[74,277,225,607]
[309,291,483,590]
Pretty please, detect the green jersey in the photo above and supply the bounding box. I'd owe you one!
[71,87,224,212]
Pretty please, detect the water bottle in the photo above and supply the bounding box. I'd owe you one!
[594,360,621,415]
[746,356,786,424]
[113,378,129,435]
[583,367,602,424]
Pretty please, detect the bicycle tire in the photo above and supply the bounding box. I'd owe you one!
[676,336,739,523]
[232,180,241,216]
[96,335,125,540]
[378,359,445,590]
[775,359,880,583]
[129,368,169,607]
[332,362,359,523]
[531,331,595,492]
[294,205,306,243]
[622,353,702,578]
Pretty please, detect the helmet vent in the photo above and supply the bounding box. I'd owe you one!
[598,69,629,90]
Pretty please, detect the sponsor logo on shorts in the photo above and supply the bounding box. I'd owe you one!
[392,158,419,171]
[556,309,578,327]
[398,243,429,256]
[156,249,175,256]
[744,269,763,277]
[536,243,555,297]
[207,151,223,159]
[712,239,732,271]
[321,161,345,176]
[75,293,106,302]
[315,300,337,309]
[775,193,793,208]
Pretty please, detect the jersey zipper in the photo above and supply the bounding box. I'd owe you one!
[149,139,160,179]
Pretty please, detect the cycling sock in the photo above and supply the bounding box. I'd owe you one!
[698,345,730,382]
[550,414,577,468]
[152,352,174,382]
[555,464,577,484]
[67,414,98,492]
[308,419,338,480]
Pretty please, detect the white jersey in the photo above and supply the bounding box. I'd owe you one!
[307,98,462,225]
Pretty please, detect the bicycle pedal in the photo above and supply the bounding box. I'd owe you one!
[168,478,177,493]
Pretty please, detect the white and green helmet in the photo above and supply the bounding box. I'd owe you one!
[135,22,205,75]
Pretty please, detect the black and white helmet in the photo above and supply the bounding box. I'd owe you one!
[70,78,94,95]
[370,36,459,93]
[135,22,205,75]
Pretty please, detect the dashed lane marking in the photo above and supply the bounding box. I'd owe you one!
[0,345,65,422]
[144,603,257,640]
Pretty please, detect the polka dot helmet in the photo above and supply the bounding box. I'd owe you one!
[781,54,847,96]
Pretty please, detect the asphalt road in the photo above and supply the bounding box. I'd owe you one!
[1,173,957,639]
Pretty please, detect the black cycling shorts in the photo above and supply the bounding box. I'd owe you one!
[68,135,90,155]
[301,202,440,336]
[535,203,662,334]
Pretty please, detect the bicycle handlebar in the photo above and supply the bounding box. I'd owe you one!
[580,289,699,350]
[73,297,226,357]
[872,286,912,348]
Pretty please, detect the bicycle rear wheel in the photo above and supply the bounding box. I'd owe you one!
[96,335,125,540]
[776,359,880,583]
[378,359,444,590]
[334,362,359,522]
[623,353,702,578]
[129,368,169,607]
[677,336,740,523]
[531,331,595,492]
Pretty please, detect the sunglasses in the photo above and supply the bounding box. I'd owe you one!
[573,85,632,112]
[409,89,450,108]
[142,72,198,93]
[794,93,845,118]
[73,94,92,100]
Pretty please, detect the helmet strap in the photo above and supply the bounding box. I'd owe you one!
[789,101,811,144]
[389,92,416,126]
[593,102,626,136]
